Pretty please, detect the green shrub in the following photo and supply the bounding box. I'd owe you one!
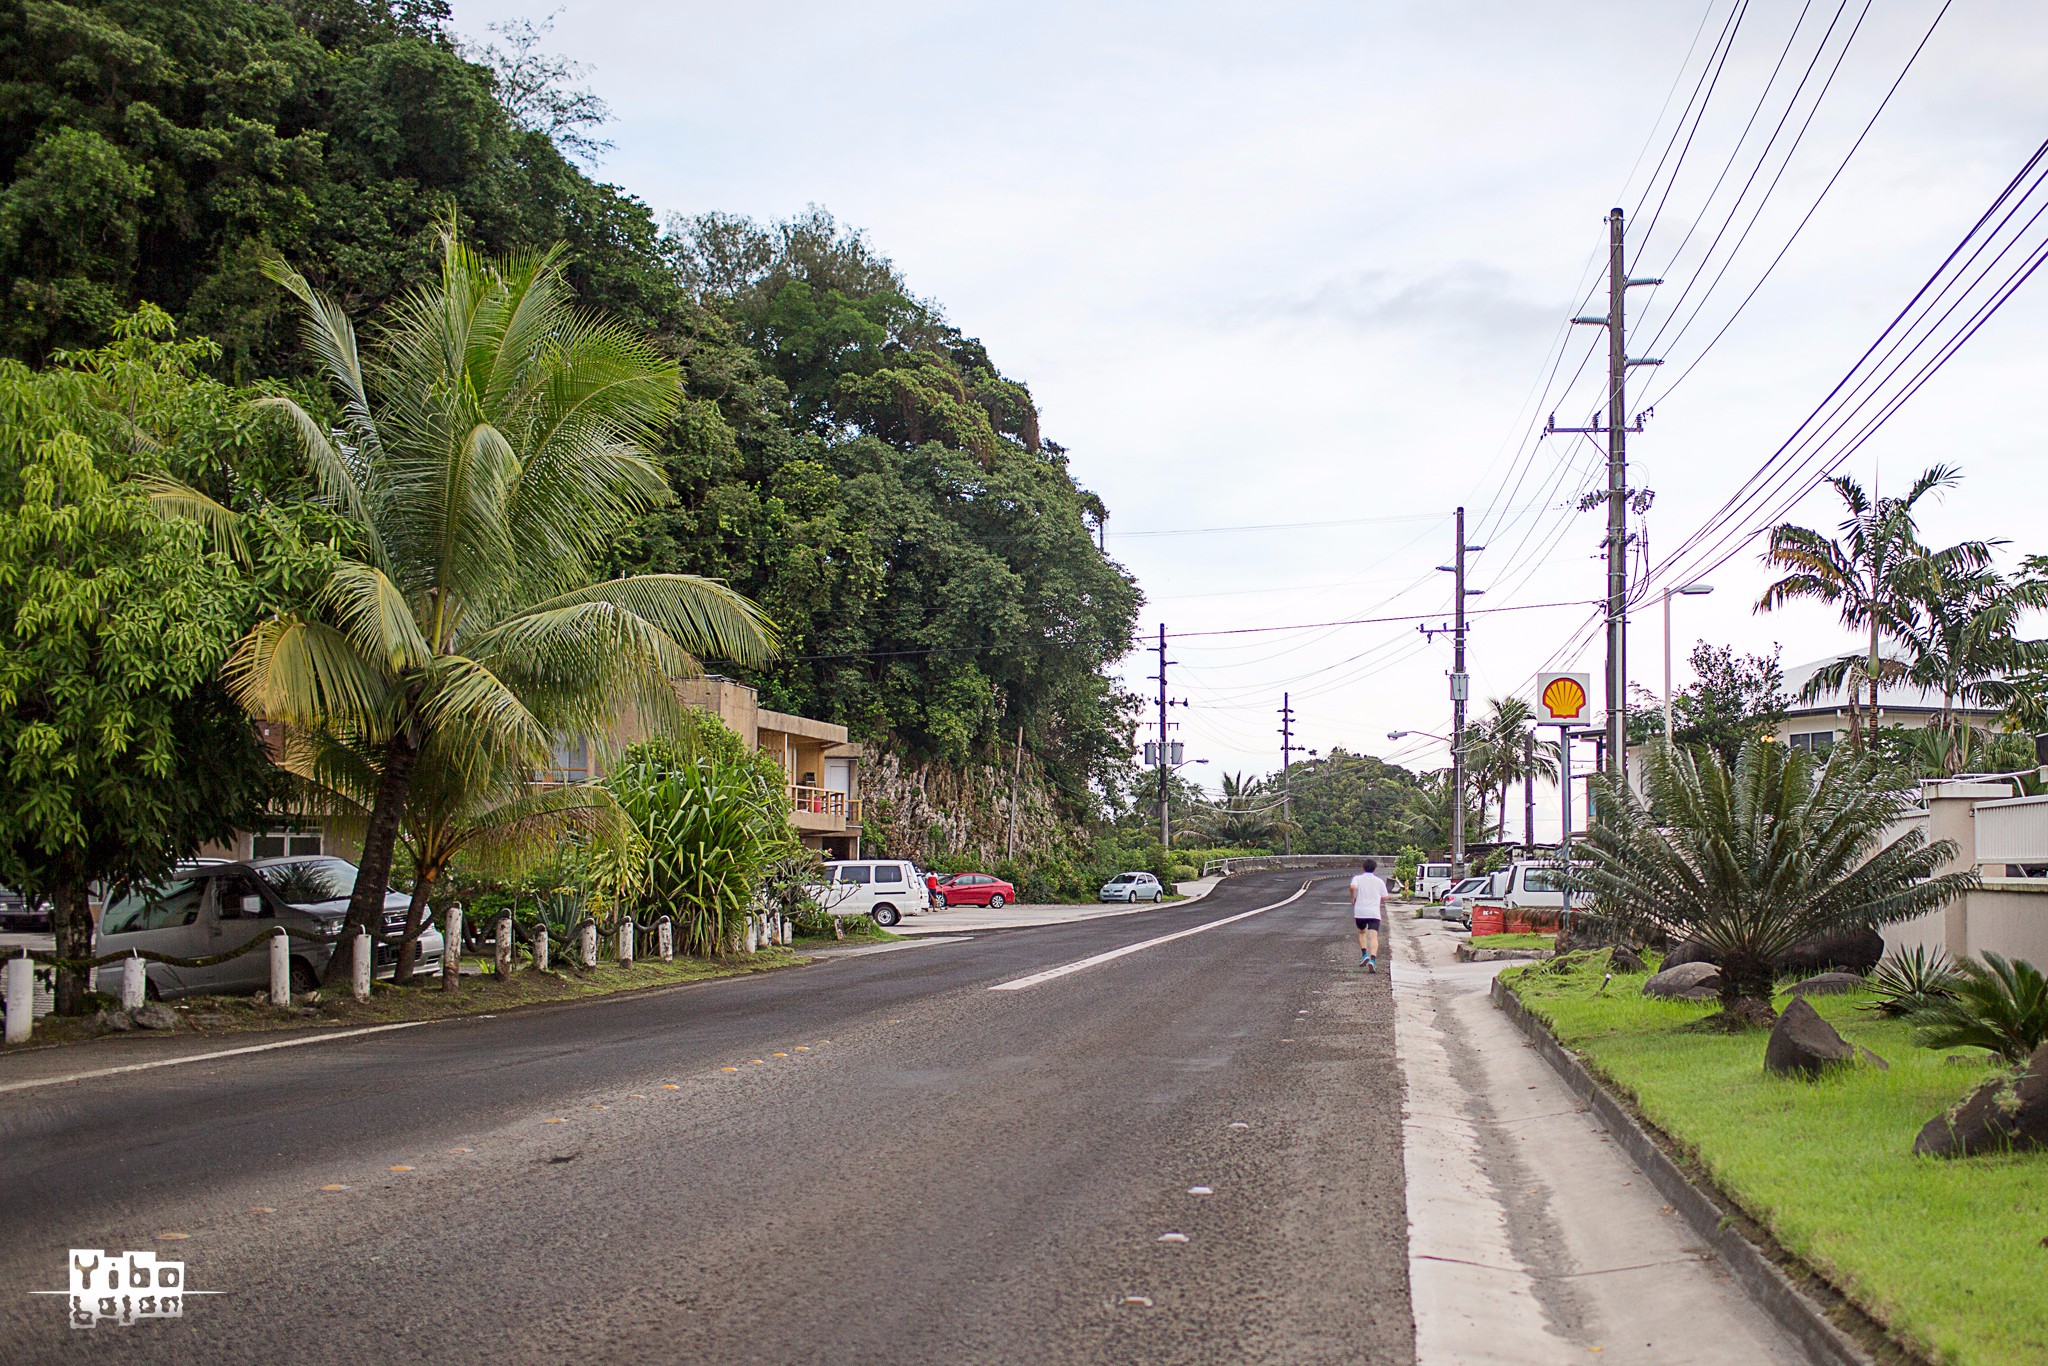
[1865,945,1961,1018]
[591,738,799,956]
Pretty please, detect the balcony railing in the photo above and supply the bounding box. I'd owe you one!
[790,786,860,823]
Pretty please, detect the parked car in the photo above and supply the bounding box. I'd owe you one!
[812,859,931,928]
[1452,860,1580,930]
[1099,871,1165,903]
[95,856,444,1000]
[0,887,51,933]
[1414,862,1458,901]
[1439,875,1492,928]
[932,873,1016,909]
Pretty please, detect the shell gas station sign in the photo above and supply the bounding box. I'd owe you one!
[1535,672,1593,725]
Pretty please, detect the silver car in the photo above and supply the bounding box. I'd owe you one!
[95,856,443,999]
[1099,871,1165,903]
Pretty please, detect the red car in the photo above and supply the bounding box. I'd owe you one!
[932,873,1015,908]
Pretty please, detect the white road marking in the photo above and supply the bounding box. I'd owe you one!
[0,1021,429,1095]
[988,884,1312,991]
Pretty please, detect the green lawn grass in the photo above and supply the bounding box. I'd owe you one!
[1501,955,2047,1366]
[1470,931,1555,951]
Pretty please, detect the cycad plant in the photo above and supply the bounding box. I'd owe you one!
[178,221,775,969]
[1578,739,1976,1023]
[1907,952,2048,1064]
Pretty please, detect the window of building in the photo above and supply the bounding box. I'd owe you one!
[251,826,323,859]
[1788,730,1835,753]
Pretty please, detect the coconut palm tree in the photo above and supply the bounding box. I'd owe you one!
[1577,738,1975,1025]
[1399,769,1483,857]
[1464,697,1560,842]
[1181,772,1286,848]
[1890,559,2048,768]
[1757,466,1989,751]
[188,221,776,971]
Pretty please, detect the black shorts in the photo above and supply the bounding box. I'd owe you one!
[1355,917,1381,930]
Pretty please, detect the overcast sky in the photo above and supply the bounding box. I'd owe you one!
[453,0,2048,830]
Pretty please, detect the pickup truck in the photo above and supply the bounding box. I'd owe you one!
[1441,861,1575,928]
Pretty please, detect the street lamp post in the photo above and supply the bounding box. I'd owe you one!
[1662,583,1715,748]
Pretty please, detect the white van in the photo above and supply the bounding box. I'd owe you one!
[814,860,930,928]
[1415,863,1458,901]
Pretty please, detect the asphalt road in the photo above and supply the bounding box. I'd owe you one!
[0,870,1411,1365]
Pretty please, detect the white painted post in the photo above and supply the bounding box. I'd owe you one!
[743,916,757,954]
[4,954,32,1044]
[494,918,513,978]
[579,921,597,969]
[442,905,463,992]
[533,926,550,972]
[119,954,146,1010]
[618,918,635,967]
[269,928,291,1006]
[351,930,372,1003]
[781,916,793,947]
[657,917,673,962]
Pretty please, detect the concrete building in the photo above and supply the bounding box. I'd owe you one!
[546,677,863,859]
[214,679,864,863]
[1771,654,1998,754]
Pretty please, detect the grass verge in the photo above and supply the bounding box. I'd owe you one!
[1500,952,2046,1366]
[793,918,903,948]
[12,951,805,1049]
[1469,931,1555,951]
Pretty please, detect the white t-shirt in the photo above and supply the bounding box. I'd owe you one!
[1350,872,1389,920]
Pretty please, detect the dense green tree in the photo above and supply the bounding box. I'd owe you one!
[1272,748,1423,855]
[0,316,280,1012]
[1,1,1141,827]
[1628,642,1790,764]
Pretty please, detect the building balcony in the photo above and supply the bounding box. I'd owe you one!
[790,785,861,831]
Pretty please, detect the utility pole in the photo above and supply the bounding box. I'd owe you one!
[1279,694,1302,856]
[1523,730,1536,860]
[1148,625,1185,849]
[1556,207,1660,785]
[1449,507,1472,875]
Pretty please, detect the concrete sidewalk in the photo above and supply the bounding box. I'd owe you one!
[890,875,1221,935]
[1391,912,1801,1365]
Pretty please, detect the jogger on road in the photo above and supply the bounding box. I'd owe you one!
[1350,858,1388,971]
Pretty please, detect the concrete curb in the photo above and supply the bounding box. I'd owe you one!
[1490,975,1907,1366]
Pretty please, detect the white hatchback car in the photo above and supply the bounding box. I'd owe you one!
[1098,871,1165,903]
[813,860,931,927]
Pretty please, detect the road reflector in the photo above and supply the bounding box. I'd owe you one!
[319,1184,349,1192]
[1156,1232,1189,1244]
[387,1165,414,1172]
[1187,1186,1213,1196]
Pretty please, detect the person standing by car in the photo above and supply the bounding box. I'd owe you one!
[1350,857,1388,972]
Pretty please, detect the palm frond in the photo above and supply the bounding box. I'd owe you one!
[139,472,248,564]
[226,618,396,734]
[320,561,432,676]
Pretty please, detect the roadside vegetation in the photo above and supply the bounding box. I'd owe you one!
[1503,952,2046,1366]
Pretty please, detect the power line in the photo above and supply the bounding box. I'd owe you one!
[1169,598,1596,641]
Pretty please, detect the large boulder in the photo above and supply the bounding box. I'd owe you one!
[1776,927,1886,977]
[1643,961,1721,1001]
[1660,939,1717,971]
[1784,972,1867,998]
[1764,997,1878,1078]
[1916,1041,2048,1158]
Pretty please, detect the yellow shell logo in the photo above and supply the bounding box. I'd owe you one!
[1542,676,1587,720]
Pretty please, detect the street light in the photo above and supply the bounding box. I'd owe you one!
[1388,728,1450,743]
[1663,583,1715,746]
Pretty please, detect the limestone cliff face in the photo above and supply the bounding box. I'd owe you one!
[860,745,1082,864]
